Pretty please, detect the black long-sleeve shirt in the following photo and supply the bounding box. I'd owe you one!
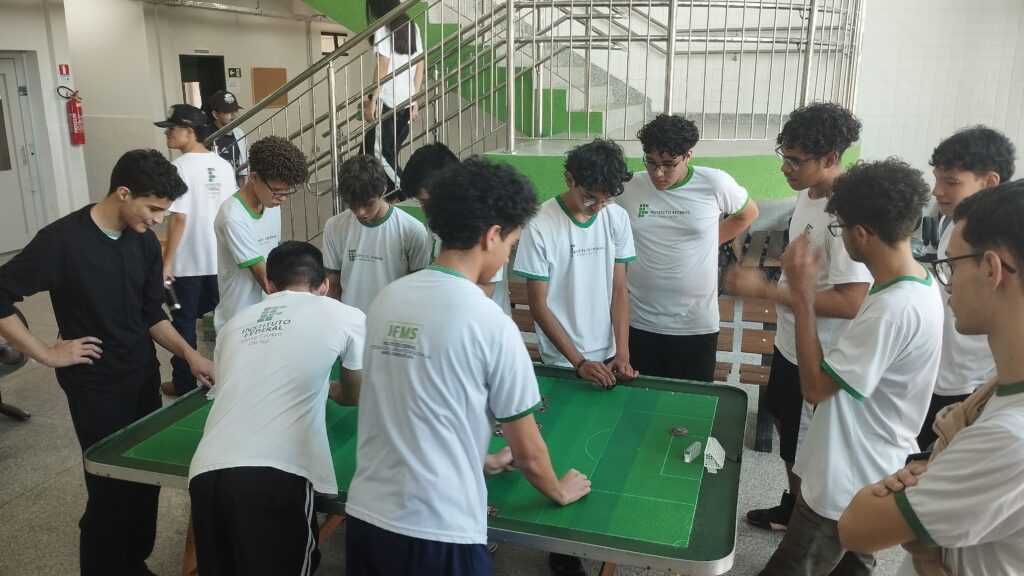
[0,205,167,389]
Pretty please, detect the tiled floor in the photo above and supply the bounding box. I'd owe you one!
[0,289,906,575]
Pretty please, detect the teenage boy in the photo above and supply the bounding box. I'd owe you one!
[514,139,638,388]
[0,149,215,576]
[916,126,1015,449]
[189,241,365,576]
[838,181,1024,576]
[157,104,237,396]
[206,90,248,185]
[727,103,872,530]
[322,154,430,313]
[618,114,758,381]
[759,159,941,575]
[213,136,308,331]
[345,158,590,576]
[401,143,508,309]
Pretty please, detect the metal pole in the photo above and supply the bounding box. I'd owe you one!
[664,0,678,114]
[799,0,821,107]
[848,0,867,111]
[327,62,341,216]
[505,0,516,152]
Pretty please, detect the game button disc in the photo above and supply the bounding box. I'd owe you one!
[669,426,688,437]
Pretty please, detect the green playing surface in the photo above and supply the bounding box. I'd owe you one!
[86,366,744,565]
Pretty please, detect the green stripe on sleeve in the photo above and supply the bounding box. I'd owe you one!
[513,270,549,281]
[495,401,542,423]
[324,268,340,274]
[238,256,265,269]
[893,491,938,548]
[821,360,866,402]
[727,196,751,217]
[615,256,637,263]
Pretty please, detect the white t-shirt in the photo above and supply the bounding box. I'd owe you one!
[168,152,237,277]
[894,386,1024,576]
[419,213,510,315]
[617,167,749,335]
[775,190,873,364]
[373,24,424,108]
[794,271,942,520]
[934,218,995,396]
[345,265,541,544]
[189,290,365,493]
[213,194,281,331]
[322,205,430,313]
[512,197,636,366]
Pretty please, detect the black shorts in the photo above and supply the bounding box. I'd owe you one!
[189,467,319,576]
[917,392,971,450]
[764,347,804,463]
[628,327,718,382]
[346,514,493,576]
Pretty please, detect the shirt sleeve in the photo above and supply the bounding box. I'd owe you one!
[141,232,169,328]
[714,171,750,216]
[339,308,366,371]
[414,23,424,55]
[612,208,637,262]
[821,310,905,401]
[825,218,874,286]
[487,317,542,422]
[405,220,431,272]
[0,228,62,319]
[217,212,264,269]
[374,27,392,59]
[512,220,550,281]
[169,163,192,215]
[322,218,343,274]
[895,423,1024,549]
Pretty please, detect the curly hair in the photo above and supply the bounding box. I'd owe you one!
[248,136,308,186]
[108,149,187,201]
[400,143,459,200]
[267,240,326,291]
[930,125,1016,182]
[777,102,861,158]
[564,139,630,197]
[337,155,389,206]
[425,157,538,251]
[827,158,931,245]
[954,180,1024,271]
[636,114,700,157]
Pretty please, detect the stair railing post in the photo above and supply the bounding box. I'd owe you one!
[505,0,516,153]
[799,0,821,107]
[327,61,341,215]
[664,0,679,114]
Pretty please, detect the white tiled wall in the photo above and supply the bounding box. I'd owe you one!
[856,0,1024,186]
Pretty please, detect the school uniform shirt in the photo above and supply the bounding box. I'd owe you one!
[513,197,636,366]
[774,190,873,364]
[793,271,942,520]
[617,166,749,335]
[345,265,541,544]
[169,152,238,277]
[0,205,166,389]
[322,205,431,313]
[894,385,1024,576]
[934,218,995,396]
[213,194,281,331]
[211,127,248,176]
[189,290,365,493]
[373,23,424,108]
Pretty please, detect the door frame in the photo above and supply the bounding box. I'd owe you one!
[0,52,43,252]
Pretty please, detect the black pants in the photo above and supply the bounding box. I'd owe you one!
[628,327,718,382]
[346,514,492,576]
[362,102,411,189]
[764,347,805,463]
[168,274,219,394]
[190,467,320,576]
[61,360,163,576]
[917,391,971,450]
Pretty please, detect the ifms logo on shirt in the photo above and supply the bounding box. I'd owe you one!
[348,249,384,264]
[373,321,430,361]
[637,203,690,219]
[241,306,291,346]
[569,243,606,259]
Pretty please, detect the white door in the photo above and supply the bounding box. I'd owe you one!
[0,58,38,253]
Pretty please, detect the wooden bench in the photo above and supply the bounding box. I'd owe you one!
[733,229,787,281]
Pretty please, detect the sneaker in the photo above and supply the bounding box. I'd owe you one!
[548,552,585,576]
[746,490,796,531]
[160,381,182,397]
[486,541,498,554]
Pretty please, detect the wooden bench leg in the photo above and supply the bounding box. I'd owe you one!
[754,386,774,453]
[599,562,616,576]
[181,515,198,576]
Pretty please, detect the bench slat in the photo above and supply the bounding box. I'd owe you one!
[764,230,787,267]
[719,296,736,323]
[741,298,777,324]
[741,231,770,267]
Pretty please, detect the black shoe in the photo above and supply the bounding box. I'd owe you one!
[548,552,585,576]
[746,490,796,531]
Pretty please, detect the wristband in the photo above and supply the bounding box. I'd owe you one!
[574,357,587,378]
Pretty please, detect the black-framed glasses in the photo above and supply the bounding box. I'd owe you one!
[775,146,821,170]
[643,157,684,175]
[577,186,614,208]
[931,253,1019,286]
[827,222,845,238]
[264,180,298,200]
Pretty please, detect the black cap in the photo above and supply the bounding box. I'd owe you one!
[154,104,209,128]
[208,90,242,113]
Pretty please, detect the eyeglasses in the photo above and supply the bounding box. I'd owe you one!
[263,179,298,200]
[577,187,614,208]
[776,146,822,170]
[930,253,1019,286]
[643,157,683,175]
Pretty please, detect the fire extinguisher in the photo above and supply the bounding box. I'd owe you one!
[57,86,85,146]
